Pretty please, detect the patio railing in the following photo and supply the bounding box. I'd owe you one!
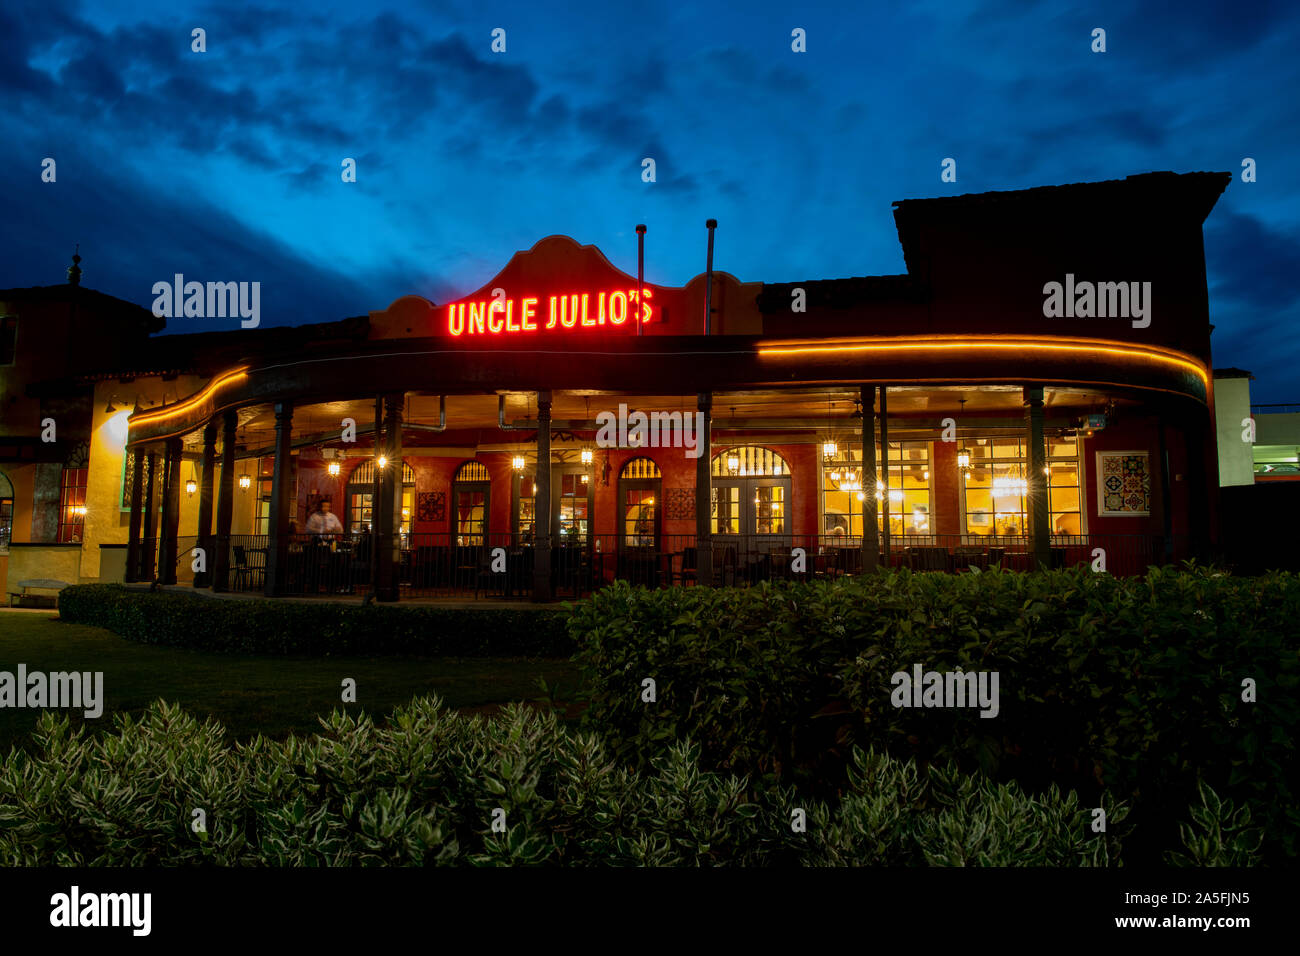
[195,531,1185,599]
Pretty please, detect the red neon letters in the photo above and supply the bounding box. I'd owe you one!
[447,288,653,335]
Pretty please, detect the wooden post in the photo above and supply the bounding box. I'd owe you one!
[265,402,294,596]
[532,391,552,601]
[376,393,404,601]
[141,452,157,580]
[880,386,891,564]
[1024,386,1050,570]
[860,386,879,571]
[125,449,144,583]
[159,438,182,585]
[695,391,713,585]
[194,420,217,587]
[211,411,236,592]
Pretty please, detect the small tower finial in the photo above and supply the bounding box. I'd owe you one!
[67,244,82,286]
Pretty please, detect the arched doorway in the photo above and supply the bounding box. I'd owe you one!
[451,460,490,545]
[711,446,792,574]
[618,457,661,550]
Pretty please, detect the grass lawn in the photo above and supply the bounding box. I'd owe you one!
[0,610,582,747]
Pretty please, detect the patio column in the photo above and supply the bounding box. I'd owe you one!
[124,449,144,583]
[1024,386,1050,569]
[140,451,158,580]
[375,392,403,602]
[532,390,552,601]
[880,386,891,564]
[264,401,295,597]
[695,391,713,586]
[211,410,236,592]
[860,385,879,571]
[371,396,382,596]
[193,419,217,587]
[159,438,182,585]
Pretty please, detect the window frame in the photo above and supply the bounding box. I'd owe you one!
[819,440,934,542]
[957,435,1086,538]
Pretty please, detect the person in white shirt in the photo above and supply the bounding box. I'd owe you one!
[305,498,343,538]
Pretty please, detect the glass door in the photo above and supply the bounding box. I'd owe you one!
[453,485,489,545]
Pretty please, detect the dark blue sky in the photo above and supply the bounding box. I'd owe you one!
[3,0,1297,399]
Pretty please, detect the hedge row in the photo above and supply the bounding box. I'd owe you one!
[3,698,1257,867]
[56,584,574,657]
[568,567,1300,865]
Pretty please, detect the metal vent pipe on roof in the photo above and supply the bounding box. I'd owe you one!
[704,219,717,335]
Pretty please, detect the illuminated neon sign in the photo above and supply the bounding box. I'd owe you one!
[446,288,653,335]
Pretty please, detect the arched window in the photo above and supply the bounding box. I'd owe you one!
[711,446,790,541]
[618,457,661,549]
[622,457,662,480]
[58,441,89,543]
[452,460,491,544]
[345,458,416,536]
[711,445,788,477]
[350,459,416,484]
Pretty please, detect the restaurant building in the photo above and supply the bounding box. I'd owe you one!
[1,171,1230,603]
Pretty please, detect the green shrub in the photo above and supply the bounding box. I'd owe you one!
[1164,781,1264,867]
[0,699,1143,866]
[568,568,1300,864]
[806,747,1128,866]
[0,703,250,865]
[57,584,574,657]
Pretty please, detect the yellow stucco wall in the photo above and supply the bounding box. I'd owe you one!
[10,371,268,584]
[4,545,82,595]
[81,376,212,580]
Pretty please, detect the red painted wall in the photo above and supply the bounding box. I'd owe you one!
[1080,420,1166,537]
[932,440,961,536]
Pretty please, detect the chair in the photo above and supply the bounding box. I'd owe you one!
[454,545,482,592]
[675,547,698,585]
[552,545,588,597]
[835,547,863,576]
[231,545,265,591]
[712,546,738,586]
[953,545,988,571]
[768,549,794,581]
[505,548,533,598]
[474,547,502,599]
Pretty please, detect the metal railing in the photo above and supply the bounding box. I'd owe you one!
[196,531,1182,598]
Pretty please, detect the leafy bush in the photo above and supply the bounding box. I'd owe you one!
[0,699,1142,867]
[806,748,1129,866]
[57,584,573,657]
[569,568,1300,864]
[1164,781,1264,867]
